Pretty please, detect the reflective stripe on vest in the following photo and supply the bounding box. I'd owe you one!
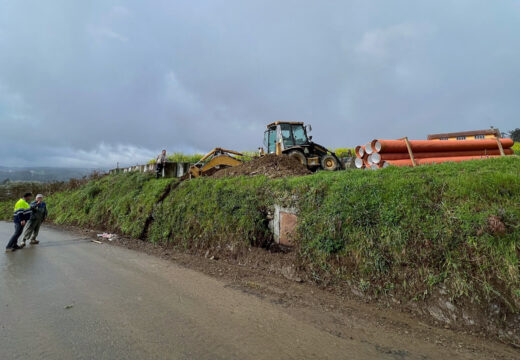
[13,198,30,215]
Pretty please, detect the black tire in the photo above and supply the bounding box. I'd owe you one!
[320,154,339,171]
[287,150,307,166]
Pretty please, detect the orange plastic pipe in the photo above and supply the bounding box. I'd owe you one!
[355,145,365,158]
[385,155,501,167]
[371,148,513,163]
[354,157,365,168]
[372,138,514,153]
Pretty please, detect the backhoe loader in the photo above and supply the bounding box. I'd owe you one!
[262,121,341,171]
[187,121,341,178]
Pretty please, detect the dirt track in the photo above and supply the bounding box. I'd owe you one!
[2,222,516,359]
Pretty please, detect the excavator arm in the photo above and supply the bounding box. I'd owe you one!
[188,148,244,178]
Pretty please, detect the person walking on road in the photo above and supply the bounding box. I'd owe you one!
[5,192,33,252]
[156,149,167,179]
[21,194,47,247]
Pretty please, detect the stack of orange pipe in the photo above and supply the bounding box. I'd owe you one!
[354,138,515,169]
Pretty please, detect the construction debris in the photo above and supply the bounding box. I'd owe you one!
[212,154,311,178]
[354,138,515,169]
[97,233,117,241]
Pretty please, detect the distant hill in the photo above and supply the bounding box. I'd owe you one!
[0,166,105,183]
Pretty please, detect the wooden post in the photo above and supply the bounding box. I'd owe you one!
[496,137,506,156]
[399,137,416,167]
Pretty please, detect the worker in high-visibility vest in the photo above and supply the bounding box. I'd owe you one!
[5,192,33,252]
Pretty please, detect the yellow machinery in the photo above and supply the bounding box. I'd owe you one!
[188,148,244,178]
[263,121,341,171]
[186,122,340,179]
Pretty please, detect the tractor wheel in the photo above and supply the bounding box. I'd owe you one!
[288,150,307,167]
[320,154,339,171]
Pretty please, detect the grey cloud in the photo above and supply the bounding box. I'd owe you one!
[0,0,519,167]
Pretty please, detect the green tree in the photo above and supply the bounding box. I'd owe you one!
[509,128,520,142]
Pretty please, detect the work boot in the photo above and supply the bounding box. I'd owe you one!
[30,240,39,245]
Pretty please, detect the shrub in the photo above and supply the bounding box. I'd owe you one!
[334,148,356,158]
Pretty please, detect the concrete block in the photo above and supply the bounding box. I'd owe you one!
[279,211,298,246]
[177,162,190,177]
[272,205,297,246]
[163,162,177,178]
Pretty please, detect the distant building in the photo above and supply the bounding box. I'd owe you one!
[427,128,501,141]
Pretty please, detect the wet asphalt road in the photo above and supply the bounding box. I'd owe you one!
[0,221,393,360]
[2,222,516,360]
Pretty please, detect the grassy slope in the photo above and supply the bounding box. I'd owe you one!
[51,173,176,238]
[1,157,519,312]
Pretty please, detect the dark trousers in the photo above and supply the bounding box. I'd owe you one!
[156,164,164,178]
[6,222,24,249]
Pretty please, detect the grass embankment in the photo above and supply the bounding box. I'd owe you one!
[0,174,175,239]
[1,157,519,313]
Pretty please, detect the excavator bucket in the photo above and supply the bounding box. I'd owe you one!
[188,148,243,178]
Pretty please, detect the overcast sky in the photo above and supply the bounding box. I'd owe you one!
[0,1,519,167]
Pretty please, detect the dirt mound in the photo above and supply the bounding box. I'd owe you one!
[212,154,312,179]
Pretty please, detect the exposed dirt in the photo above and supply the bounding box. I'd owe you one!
[487,215,507,234]
[50,223,520,359]
[212,154,311,178]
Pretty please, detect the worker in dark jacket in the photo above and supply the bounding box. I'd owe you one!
[21,194,47,247]
[156,149,167,179]
[6,192,33,252]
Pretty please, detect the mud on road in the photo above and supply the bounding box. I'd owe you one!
[62,224,520,360]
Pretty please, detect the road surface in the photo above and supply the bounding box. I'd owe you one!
[0,222,516,359]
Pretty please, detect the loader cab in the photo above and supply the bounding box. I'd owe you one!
[263,122,311,153]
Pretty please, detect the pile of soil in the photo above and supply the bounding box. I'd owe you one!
[212,154,312,179]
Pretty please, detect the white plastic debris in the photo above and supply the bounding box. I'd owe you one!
[96,233,117,241]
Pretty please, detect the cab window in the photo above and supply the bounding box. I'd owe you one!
[266,129,276,153]
[292,125,307,145]
[280,124,295,147]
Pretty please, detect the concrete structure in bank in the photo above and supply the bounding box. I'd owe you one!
[109,162,191,178]
[269,205,298,247]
